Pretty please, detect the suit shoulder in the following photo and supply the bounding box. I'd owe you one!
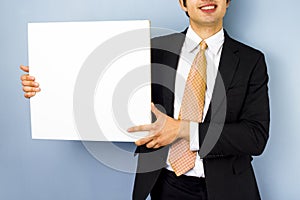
[151,32,183,42]
[229,36,265,58]
[151,32,185,48]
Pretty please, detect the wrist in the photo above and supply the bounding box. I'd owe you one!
[178,120,190,141]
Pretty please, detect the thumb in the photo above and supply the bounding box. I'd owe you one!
[20,65,29,73]
[151,102,162,118]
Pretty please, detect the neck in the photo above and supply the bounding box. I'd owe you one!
[190,21,223,39]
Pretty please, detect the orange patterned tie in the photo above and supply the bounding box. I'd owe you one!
[169,40,208,176]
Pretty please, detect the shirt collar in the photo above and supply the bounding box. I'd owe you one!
[184,26,224,55]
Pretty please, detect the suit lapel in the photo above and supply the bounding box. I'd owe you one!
[155,32,186,116]
[206,31,240,119]
[218,31,240,91]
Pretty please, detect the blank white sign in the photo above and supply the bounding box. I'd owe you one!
[28,20,151,142]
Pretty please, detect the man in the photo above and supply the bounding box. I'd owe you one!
[21,0,270,199]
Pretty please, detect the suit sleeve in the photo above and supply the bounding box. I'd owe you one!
[199,53,270,158]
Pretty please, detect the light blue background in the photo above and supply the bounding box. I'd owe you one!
[1,0,299,199]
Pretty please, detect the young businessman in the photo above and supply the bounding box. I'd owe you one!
[21,0,270,199]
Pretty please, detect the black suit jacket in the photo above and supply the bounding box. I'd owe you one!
[133,30,270,200]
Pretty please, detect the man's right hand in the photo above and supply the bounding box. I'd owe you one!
[20,65,41,98]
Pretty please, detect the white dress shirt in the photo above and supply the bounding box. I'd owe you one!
[166,26,225,177]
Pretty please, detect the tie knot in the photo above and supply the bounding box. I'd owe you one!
[200,40,208,50]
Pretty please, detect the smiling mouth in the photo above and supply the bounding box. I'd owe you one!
[199,4,217,11]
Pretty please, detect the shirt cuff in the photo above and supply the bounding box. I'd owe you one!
[189,122,199,151]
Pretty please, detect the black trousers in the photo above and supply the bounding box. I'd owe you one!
[150,168,208,200]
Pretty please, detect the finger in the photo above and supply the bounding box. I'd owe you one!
[153,144,161,149]
[24,92,36,98]
[20,74,28,81]
[135,135,155,146]
[127,124,153,132]
[23,86,41,93]
[146,139,159,149]
[22,80,39,87]
[21,75,35,81]
[20,65,29,73]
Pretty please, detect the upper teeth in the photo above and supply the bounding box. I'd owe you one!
[201,6,215,10]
